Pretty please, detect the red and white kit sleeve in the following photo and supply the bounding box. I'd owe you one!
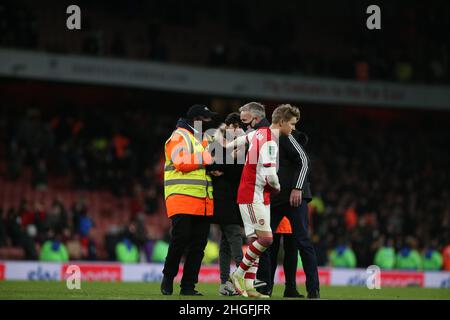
[258,136,280,190]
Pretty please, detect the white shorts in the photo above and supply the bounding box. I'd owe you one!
[238,202,272,237]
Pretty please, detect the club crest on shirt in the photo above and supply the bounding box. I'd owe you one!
[259,219,265,225]
[256,132,264,140]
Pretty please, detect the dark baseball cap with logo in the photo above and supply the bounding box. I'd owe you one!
[186,104,217,119]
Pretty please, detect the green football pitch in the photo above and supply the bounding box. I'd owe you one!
[0,281,449,300]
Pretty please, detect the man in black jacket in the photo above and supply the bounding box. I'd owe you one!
[208,112,245,295]
[257,127,320,299]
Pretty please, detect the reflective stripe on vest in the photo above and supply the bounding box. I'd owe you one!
[164,128,213,200]
[164,179,208,186]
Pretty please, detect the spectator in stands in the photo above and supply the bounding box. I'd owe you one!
[72,198,97,260]
[66,234,83,261]
[111,130,131,196]
[396,237,422,270]
[329,239,357,268]
[344,203,358,231]
[80,228,97,261]
[127,216,150,258]
[4,207,37,260]
[116,237,139,263]
[422,240,443,271]
[351,213,378,268]
[19,200,46,244]
[374,236,396,269]
[105,226,123,261]
[72,197,87,234]
[18,200,33,228]
[5,208,22,247]
[151,240,169,263]
[45,198,69,237]
[39,234,69,262]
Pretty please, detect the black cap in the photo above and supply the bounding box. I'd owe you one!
[186,104,217,119]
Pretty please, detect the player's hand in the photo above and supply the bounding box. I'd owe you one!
[271,184,281,195]
[272,188,280,195]
[290,189,302,207]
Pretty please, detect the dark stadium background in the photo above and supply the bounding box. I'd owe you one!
[0,0,449,282]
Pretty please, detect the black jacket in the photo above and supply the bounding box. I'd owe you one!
[271,130,312,207]
[208,128,244,225]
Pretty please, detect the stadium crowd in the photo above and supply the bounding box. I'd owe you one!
[1,0,449,84]
[0,104,449,270]
[303,108,450,270]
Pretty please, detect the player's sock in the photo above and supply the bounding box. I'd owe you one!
[235,239,269,277]
[244,258,259,289]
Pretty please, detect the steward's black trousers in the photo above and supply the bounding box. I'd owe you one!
[162,214,210,291]
[257,201,320,294]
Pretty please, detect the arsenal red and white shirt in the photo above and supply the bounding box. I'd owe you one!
[237,127,278,205]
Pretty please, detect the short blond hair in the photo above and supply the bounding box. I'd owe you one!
[271,104,300,124]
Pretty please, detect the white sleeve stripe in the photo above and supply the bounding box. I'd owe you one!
[288,134,308,189]
[290,136,308,189]
[292,138,308,189]
[289,135,307,189]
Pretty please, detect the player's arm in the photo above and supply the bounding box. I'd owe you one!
[266,172,280,192]
[260,140,280,191]
[225,133,248,150]
[284,134,308,190]
[282,134,308,206]
[166,133,212,173]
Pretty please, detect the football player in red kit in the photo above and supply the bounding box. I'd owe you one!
[231,104,299,298]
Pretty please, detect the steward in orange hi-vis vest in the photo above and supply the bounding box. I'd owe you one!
[164,125,214,218]
[161,105,217,297]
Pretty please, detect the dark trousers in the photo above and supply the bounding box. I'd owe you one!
[162,214,210,291]
[257,201,320,293]
[219,224,244,284]
[268,233,298,290]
